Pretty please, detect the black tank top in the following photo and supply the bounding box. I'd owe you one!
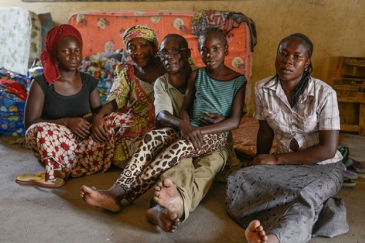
[34,72,98,120]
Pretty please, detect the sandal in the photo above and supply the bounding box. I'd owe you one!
[351,158,365,173]
[342,178,356,188]
[342,163,358,180]
[338,146,353,168]
[15,171,65,188]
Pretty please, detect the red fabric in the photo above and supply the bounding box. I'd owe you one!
[0,79,28,100]
[40,24,83,84]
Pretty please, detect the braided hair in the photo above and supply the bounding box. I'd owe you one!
[270,33,314,107]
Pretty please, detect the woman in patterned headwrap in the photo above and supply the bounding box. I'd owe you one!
[91,25,166,169]
[21,24,134,187]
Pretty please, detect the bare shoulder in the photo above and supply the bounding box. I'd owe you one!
[224,66,243,80]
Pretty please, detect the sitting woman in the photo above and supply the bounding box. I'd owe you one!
[23,24,103,185]
[91,25,166,169]
[22,25,165,187]
[226,33,349,243]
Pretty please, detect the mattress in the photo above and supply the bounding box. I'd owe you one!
[67,10,256,111]
[0,7,42,76]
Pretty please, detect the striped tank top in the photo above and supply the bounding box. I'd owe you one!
[190,68,246,128]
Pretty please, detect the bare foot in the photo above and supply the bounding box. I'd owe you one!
[245,220,268,243]
[80,185,124,212]
[146,204,180,233]
[153,178,184,219]
[55,167,71,180]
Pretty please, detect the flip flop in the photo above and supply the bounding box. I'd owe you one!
[342,178,356,188]
[338,146,354,168]
[343,169,358,180]
[342,163,358,180]
[351,158,365,173]
[342,157,353,168]
[338,146,349,158]
[15,171,65,188]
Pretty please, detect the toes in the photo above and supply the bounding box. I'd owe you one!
[248,220,261,231]
[154,185,162,193]
[162,178,173,187]
[80,185,93,194]
[172,218,180,226]
[257,225,264,232]
[155,181,163,188]
[154,190,161,198]
[62,167,71,179]
[259,230,266,237]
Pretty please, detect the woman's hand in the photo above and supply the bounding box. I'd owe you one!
[197,112,225,127]
[91,114,109,142]
[67,117,92,140]
[253,154,280,165]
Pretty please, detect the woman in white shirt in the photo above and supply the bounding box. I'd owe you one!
[226,33,349,243]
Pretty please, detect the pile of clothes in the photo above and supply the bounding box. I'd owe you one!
[0,67,30,136]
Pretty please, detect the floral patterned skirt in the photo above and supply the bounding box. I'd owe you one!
[25,112,133,181]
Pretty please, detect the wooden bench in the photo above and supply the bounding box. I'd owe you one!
[332,56,365,135]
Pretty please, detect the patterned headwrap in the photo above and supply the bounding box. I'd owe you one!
[122,25,158,48]
[40,24,83,84]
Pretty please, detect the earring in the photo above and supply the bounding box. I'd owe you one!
[153,48,158,57]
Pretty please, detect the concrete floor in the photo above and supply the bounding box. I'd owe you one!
[0,133,364,243]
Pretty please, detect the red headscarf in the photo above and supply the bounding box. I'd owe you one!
[40,24,83,84]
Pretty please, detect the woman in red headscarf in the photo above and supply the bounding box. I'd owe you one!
[21,24,133,187]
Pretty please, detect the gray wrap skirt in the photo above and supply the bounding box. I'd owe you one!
[226,161,349,243]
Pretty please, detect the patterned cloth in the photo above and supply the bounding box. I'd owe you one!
[191,10,257,52]
[26,112,133,181]
[41,24,83,84]
[107,62,155,168]
[226,162,349,243]
[253,76,343,164]
[122,25,158,48]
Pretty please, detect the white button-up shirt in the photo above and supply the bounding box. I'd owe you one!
[254,76,343,164]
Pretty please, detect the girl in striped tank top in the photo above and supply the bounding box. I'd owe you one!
[179,27,246,152]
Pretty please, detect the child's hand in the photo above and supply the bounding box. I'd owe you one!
[197,112,225,127]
